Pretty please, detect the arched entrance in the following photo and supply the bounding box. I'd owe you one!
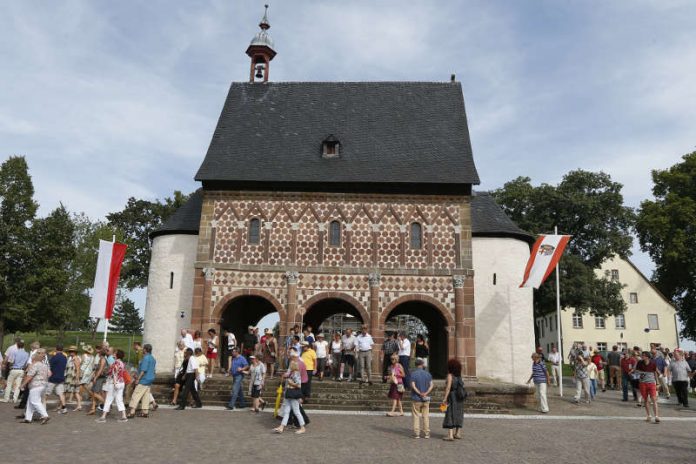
[381,296,453,378]
[212,290,284,362]
[301,293,369,334]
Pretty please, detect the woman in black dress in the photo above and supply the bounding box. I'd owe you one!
[441,358,465,441]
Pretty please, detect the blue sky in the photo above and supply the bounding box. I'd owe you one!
[2,1,695,343]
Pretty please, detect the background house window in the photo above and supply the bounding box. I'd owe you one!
[611,269,619,282]
[329,220,341,247]
[648,314,659,330]
[248,218,261,244]
[169,272,174,289]
[617,342,628,351]
[596,342,607,351]
[595,316,606,329]
[615,314,625,329]
[410,222,422,249]
[572,313,583,329]
[629,292,638,304]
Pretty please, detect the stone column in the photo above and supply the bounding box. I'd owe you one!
[368,272,381,374]
[453,272,476,377]
[284,271,299,336]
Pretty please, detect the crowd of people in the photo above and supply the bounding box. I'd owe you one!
[0,337,157,424]
[0,325,464,440]
[171,324,463,439]
[528,342,695,423]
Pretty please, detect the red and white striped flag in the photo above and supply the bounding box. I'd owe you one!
[519,235,571,289]
[89,240,128,319]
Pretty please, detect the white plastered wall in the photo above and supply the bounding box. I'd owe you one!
[143,234,198,374]
[473,237,534,385]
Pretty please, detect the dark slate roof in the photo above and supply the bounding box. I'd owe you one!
[149,189,203,239]
[195,82,480,188]
[471,192,534,243]
[151,190,533,244]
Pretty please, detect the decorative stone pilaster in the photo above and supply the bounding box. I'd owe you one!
[195,267,216,331]
[453,271,476,377]
[368,272,382,373]
[284,271,300,335]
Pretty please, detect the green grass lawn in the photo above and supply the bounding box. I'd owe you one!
[2,331,143,365]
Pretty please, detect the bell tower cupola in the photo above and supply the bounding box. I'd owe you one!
[246,4,276,83]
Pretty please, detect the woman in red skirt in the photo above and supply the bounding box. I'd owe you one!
[206,329,218,378]
[386,354,405,416]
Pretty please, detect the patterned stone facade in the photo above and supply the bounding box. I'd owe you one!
[190,190,476,377]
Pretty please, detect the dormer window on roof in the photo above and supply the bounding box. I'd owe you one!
[322,135,340,159]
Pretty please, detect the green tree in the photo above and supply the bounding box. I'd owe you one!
[25,205,76,339]
[492,170,634,317]
[106,191,189,290]
[109,298,143,334]
[636,151,696,339]
[0,156,38,347]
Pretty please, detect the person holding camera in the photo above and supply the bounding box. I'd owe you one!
[572,354,591,404]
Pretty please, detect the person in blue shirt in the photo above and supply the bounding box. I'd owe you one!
[226,348,249,410]
[410,358,433,439]
[46,344,68,414]
[127,343,156,418]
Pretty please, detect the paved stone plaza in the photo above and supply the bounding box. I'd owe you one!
[2,390,694,464]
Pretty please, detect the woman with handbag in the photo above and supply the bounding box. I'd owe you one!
[441,358,465,441]
[248,355,267,413]
[386,354,405,417]
[96,349,128,423]
[170,341,186,405]
[272,361,306,434]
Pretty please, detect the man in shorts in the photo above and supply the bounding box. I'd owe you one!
[45,344,68,414]
[339,329,357,382]
[635,351,660,423]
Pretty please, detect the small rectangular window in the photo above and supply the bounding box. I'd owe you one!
[617,342,628,351]
[629,292,638,304]
[572,313,583,329]
[596,342,607,351]
[169,272,174,289]
[595,316,606,329]
[615,314,626,329]
[648,314,659,330]
[611,269,619,282]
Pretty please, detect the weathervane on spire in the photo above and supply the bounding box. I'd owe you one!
[246,4,276,83]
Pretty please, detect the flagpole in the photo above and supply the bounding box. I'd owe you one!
[555,226,563,397]
[103,234,116,344]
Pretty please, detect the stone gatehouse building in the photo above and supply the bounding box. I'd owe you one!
[143,10,535,383]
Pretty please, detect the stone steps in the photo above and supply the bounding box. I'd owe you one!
[150,375,526,414]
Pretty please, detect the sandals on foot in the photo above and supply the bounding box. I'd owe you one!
[86,409,96,416]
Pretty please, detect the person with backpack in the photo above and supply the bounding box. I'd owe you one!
[441,358,466,441]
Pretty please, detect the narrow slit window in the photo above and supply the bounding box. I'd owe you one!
[169,272,174,289]
[329,220,341,247]
[493,273,497,285]
[249,218,261,244]
[410,222,422,249]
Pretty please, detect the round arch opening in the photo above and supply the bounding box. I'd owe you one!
[302,298,365,334]
[384,301,449,378]
[220,295,280,351]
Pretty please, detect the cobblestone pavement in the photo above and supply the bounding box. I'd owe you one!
[1,399,694,464]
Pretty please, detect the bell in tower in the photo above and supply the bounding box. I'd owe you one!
[246,4,277,83]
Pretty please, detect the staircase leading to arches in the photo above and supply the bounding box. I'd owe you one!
[150,376,532,414]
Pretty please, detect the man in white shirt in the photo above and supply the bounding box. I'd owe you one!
[547,346,561,386]
[180,329,195,351]
[174,348,202,409]
[340,329,357,382]
[398,332,412,382]
[356,325,375,385]
[314,334,329,381]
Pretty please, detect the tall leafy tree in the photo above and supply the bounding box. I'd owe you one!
[109,298,143,334]
[106,191,189,290]
[492,170,635,317]
[636,151,696,339]
[0,156,38,347]
[25,204,76,338]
